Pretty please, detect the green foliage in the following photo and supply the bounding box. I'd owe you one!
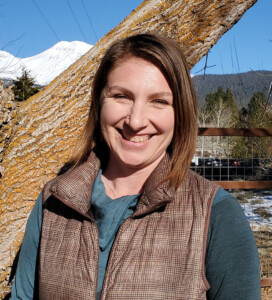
[247,92,271,127]
[199,86,239,127]
[205,86,224,111]
[12,69,39,101]
[199,87,272,159]
[231,92,272,158]
[236,92,271,128]
[230,137,250,158]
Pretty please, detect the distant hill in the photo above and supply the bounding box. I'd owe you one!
[192,71,272,108]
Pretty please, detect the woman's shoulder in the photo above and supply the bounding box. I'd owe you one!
[206,188,261,299]
[213,187,235,206]
[209,188,255,244]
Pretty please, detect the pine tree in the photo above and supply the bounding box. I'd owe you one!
[199,87,239,156]
[12,69,39,101]
[201,87,239,127]
[231,92,272,158]
[247,92,271,127]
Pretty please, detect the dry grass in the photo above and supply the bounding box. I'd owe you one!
[262,287,272,300]
[254,228,272,298]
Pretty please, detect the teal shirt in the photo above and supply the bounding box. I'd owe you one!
[11,172,261,299]
[91,170,140,295]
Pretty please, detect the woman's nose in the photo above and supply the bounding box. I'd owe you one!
[124,102,148,131]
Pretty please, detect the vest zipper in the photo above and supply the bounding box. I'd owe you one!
[92,221,100,300]
[99,196,172,299]
[99,216,133,299]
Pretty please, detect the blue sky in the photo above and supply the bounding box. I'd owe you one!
[0,0,271,75]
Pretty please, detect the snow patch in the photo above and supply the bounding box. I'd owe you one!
[0,41,92,85]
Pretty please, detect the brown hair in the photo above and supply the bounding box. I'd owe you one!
[69,33,198,189]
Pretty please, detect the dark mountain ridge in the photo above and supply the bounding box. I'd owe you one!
[192,70,272,108]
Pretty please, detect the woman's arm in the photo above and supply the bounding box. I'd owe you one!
[206,189,261,299]
[10,193,42,300]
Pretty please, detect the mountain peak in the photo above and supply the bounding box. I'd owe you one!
[0,41,93,85]
[45,41,92,53]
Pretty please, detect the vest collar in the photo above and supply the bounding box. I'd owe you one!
[47,152,175,218]
[47,152,100,218]
[133,154,175,217]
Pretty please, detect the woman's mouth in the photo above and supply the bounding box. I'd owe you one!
[118,129,151,143]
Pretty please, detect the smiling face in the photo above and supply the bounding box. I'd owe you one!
[100,56,175,173]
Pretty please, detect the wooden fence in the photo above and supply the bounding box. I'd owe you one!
[198,128,272,189]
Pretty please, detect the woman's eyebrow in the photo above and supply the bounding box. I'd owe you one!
[149,91,173,98]
[104,85,130,93]
[106,86,172,96]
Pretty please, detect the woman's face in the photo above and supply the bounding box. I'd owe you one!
[100,56,175,171]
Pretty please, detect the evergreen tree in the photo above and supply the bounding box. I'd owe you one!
[231,92,272,158]
[201,87,239,127]
[247,92,271,127]
[12,69,39,101]
[237,107,248,127]
[199,87,239,156]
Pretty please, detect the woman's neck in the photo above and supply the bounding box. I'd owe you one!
[101,154,165,199]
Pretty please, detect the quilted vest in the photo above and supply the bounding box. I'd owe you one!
[39,153,219,300]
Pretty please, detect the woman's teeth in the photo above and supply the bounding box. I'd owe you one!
[122,132,150,143]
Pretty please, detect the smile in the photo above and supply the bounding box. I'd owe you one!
[121,130,151,143]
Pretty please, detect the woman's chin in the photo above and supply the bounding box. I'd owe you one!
[109,151,165,173]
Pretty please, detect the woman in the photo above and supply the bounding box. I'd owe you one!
[11,33,261,299]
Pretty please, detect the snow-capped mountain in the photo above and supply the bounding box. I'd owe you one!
[0,41,92,86]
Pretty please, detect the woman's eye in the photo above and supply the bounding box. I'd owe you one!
[114,94,128,99]
[153,99,169,105]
